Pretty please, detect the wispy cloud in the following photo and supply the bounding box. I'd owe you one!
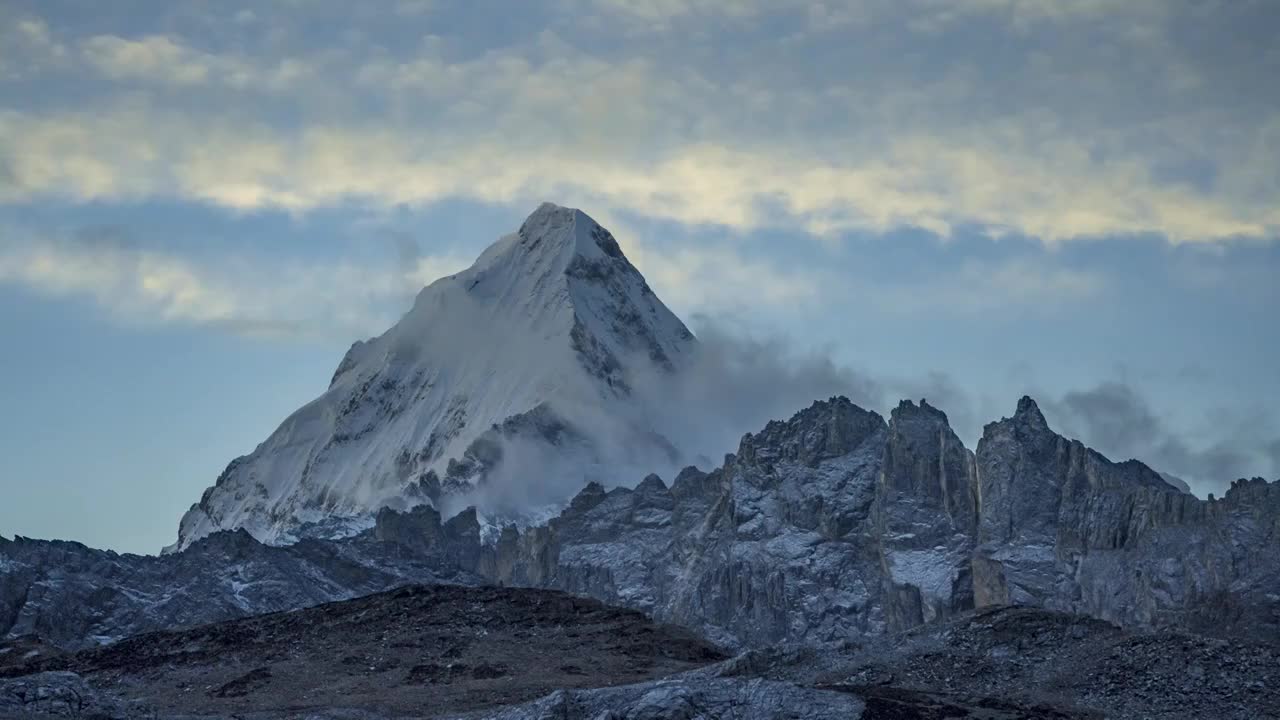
[0,230,470,340]
[1,107,1271,244]
[570,0,1173,32]
[625,241,825,315]
[0,16,68,78]
[79,35,309,91]
[868,256,1106,314]
[82,35,225,87]
[1041,381,1280,495]
[0,2,1275,245]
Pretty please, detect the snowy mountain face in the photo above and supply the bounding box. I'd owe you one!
[170,203,696,553]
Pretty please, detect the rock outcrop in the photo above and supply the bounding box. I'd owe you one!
[377,395,1279,648]
[0,671,147,719]
[0,529,475,650]
[974,398,1280,636]
[488,677,868,720]
[874,399,979,628]
[469,397,891,648]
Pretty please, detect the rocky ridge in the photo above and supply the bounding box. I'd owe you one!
[7,395,1276,656]
[0,528,476,651]
[378,395,1280,649]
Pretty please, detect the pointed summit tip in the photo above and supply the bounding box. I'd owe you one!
[1015,395,1048,426]
[515,201,625,262]
[635,473,669,493]
[890,397,949,425]
[525,200,583,223]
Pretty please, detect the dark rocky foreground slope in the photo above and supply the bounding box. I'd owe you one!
[489,605,1280,720]
[0,584,726,719]
[3,593,1277,719]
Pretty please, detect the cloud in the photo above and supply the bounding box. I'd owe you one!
[2,106,1271,245]
[439,319,1277,522]
[572,0,1172,32]
[82,35,218,86]
[637,318,887,466]
[439,316,893,522]
[0,229,469,340]
[867,256,1106,314]
[902,0,1171,32]
[625,241,826,315]
[640,339,1276,496]
[79,34,311,91]
[1041,381,1277,496]
[0,3,1275,245]
[568,0,768,28]
[0,16,69,78]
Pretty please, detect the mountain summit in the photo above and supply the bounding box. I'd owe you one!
[169,203,696,552]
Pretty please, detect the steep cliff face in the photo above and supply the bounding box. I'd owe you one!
[973,396,1174,608]
[409,398,895,647]
[874,399,979,628]
[665,398,890,646]
[378,395,1277,648]
[363,397,890,648]
[975,398,1280,635]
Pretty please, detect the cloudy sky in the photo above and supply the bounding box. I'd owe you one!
[1,0,1277,554]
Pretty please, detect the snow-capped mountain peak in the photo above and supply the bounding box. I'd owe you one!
[169,203,695,553]
[476,202,616,269]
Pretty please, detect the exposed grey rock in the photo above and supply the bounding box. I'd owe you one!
[394,395,1280,649]
[0,671,145,718]
[874,399,979,628]
[464,397,891,648]
[478,677,866,720]
[664,399,889,647]
[974,397,1280,636]
[0,529,476,651]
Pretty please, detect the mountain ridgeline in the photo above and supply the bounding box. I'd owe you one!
[373,395,1280,648]
[4,202,1277,644]
[5,394,1277,655]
